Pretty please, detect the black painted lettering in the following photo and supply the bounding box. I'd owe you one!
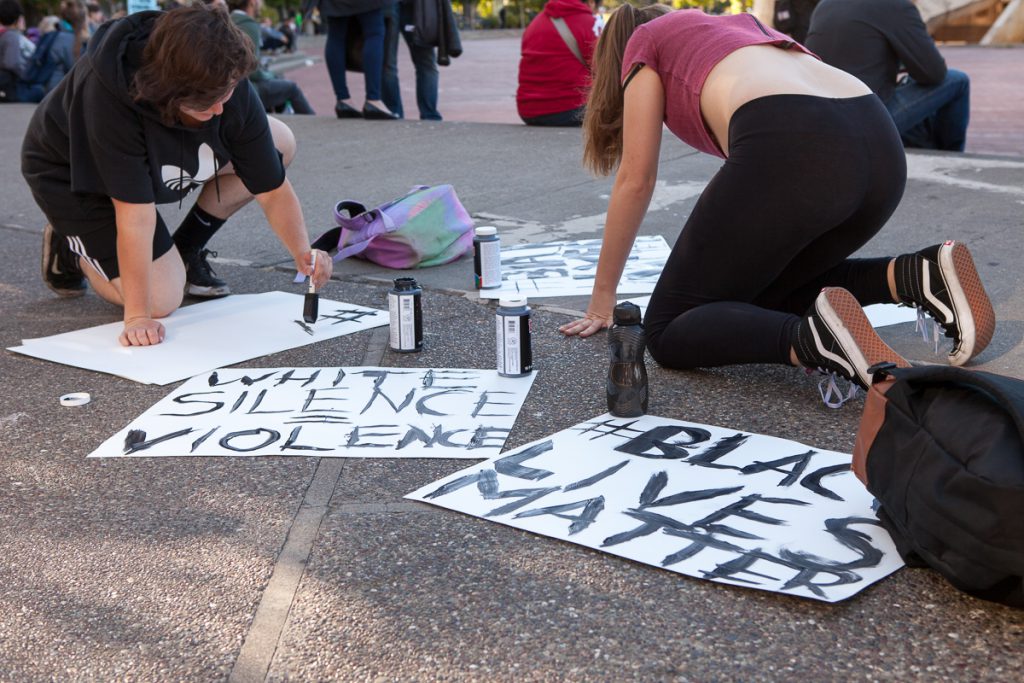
[514,497,605,535]
[218,428,280,452]
[162,391,226,417]
[494,440,554,480]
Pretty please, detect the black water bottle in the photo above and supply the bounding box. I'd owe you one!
[607,302,648,417]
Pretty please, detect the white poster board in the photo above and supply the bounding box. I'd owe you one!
[408,414,903,602]
[88,367,536,459]
[479,236,670,300]
[9,292,388,385]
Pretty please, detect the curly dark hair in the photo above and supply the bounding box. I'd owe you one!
[132,4,256,125]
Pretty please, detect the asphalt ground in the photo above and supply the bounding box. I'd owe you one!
[3,37,1024,681]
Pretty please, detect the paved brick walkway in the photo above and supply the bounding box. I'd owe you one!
[285,32,1024,157]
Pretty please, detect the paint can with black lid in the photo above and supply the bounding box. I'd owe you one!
[495,298,532,377]
[388,277,423,352]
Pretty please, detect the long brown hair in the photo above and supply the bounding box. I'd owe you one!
[582,3,672,176]
[132,4,256,125]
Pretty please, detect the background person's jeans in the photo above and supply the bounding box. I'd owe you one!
[885,69,970,152]
[382,0,441,120]
[325,10,386,102]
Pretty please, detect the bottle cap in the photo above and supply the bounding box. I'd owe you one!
[475,226,497,236]
[498,297,527,308]
[393,277,419,290]
[613,301,642,325]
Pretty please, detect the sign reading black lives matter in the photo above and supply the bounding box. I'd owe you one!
[408,414,904,602]
[88,367,536,459]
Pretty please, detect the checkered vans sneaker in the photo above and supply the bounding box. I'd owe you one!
[181,248,231,298]
[41,224,86,297]
[895,241,995,366]
[795,287,911,394]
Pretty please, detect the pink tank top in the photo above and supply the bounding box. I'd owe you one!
[621,11,817,158]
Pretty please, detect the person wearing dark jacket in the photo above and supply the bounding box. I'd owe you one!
[0,0,43,102]
[228,0,314,114]
[22,5,331,347]
[516,0,601,126]
[805,0,970,151]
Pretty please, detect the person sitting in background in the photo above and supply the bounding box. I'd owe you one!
[228,0,314,114]
[516,0,602,127]
[0,0,43,102]
[26,0,88,95]
[259,16,290,52]
[805,0,969,152]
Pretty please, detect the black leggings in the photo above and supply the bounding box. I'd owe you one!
[645,94,907,369]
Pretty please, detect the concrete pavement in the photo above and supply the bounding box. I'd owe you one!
[2,39,1024,682]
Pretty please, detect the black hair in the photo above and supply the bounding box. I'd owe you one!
[0,0,23,27]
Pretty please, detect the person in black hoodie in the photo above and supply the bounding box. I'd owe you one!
[22,4,331,347]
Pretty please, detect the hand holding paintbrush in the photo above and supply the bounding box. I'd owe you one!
[303,251,319,323]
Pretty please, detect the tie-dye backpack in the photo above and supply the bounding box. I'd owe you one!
[311,185,474,269]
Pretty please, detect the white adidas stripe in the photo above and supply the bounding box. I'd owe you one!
[68,236,109,282]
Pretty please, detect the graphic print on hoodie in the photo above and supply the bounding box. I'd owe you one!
[21,10,285,219]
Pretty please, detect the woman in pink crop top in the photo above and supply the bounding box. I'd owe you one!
[559,5,994,399]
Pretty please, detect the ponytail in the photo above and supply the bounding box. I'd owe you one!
[582,4,672,176]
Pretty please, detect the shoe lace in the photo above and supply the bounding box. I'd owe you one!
[915,306,941,354]
[806,368,860,409]
[193,249,219,279]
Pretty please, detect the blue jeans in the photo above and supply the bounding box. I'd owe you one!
[325,10,386,102]
[382,0,441,120]
[885,69,970,152]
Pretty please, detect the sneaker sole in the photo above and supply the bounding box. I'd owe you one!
[937,241,995,366]
[185,283,232,298]
[40,224,86,298]
[815,288,911,387]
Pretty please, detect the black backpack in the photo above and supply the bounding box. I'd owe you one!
[853,364,1024,607]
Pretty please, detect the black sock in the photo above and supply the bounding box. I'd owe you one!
[173,205,227,253]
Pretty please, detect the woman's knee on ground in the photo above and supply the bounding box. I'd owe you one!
[644,324,701,371]
[268,115,296,166]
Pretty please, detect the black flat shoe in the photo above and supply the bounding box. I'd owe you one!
[335,102,362,119]
[362,102,398,120]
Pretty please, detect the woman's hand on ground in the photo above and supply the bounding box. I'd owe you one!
[560,291,616,338]
[120,317,165,347]
[559,311,613,338]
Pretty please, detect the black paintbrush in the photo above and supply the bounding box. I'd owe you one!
[303,251,319,323]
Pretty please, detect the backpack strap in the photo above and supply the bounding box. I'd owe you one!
[550,17,587,69]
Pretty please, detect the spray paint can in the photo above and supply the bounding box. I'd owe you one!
[388,277,422,353]
[495,298,532,377]
[473,226,502,289]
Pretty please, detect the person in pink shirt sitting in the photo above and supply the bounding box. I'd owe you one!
[559,6,995,400]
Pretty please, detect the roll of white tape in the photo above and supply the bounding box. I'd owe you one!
[59,392,91,407]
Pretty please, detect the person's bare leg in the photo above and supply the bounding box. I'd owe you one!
[80,246,186,318]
